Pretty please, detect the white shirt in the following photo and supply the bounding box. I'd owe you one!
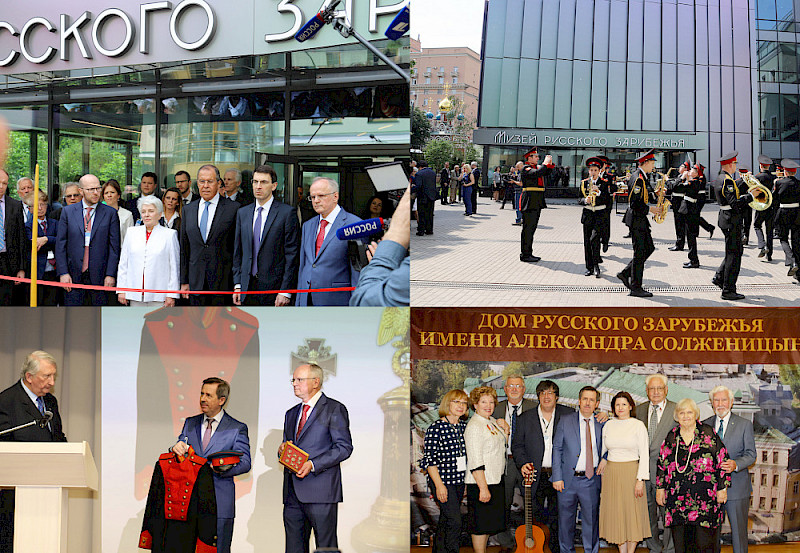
[539,406,556,467]
[575,414,599,472]
[315,205,341,242]
[295,389,323,436]
[196,193,220,239]
[649,399,667,425]
[601,417,650,481]
[81,199,97,230]
[504,400,525,454]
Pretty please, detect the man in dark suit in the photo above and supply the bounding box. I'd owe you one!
[296,177,361,306]
[636,374,676,553]
[712,151,754,301]
[493,375,537,553]
[125,172,162,223]
[223,168,253,206]
[233,164,299,306]
[439,162,450,205]
[0,351,67,553]
[0,169,26,306]
[24,191,60,306]
[618,149,658,298]
[175,170,198,206]
[180,164,239,306]
[171,377,252,553]
[552,386,603,553]
[414,160,437,236]
[703,386,755,553]
[55,174,120,306]
[279,363,353,553]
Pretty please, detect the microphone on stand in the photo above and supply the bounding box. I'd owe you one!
[39,410,53,428]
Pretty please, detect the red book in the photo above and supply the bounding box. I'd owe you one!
[279,442,309,473]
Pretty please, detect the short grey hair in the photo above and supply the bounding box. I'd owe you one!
[708,385,735,403]
[306,363,324,385]
[673,398,700,421]
[311,176,339,194]
[645,374,668,388]
[17,177,33,187]
[505,374,524,385]
[198,164,221,181]
[224,168,242,182]
[471,161,478,167]
[20,351,57,379]
[138,195,164,214]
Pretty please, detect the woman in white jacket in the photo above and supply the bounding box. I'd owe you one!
[117,195,179,307]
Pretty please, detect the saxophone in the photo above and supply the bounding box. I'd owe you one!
[652,169,674,224]
[581,178,600,206]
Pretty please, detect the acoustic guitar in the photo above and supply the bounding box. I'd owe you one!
[514,469,551,553]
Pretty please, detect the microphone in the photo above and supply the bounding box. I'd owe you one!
[335,218,384,241]
[39,410,53,428]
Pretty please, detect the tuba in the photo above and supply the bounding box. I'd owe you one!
[741,172,772,211]
[652,169,674,224]
[581,178,600,206]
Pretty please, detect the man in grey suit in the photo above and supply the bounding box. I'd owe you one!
[636,374,676,553]
[703,386,755,553]
[492,374,537,553]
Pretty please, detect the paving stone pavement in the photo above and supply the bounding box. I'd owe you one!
[411,197,800,307]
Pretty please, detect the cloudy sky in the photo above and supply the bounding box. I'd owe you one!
[411,0,486,53]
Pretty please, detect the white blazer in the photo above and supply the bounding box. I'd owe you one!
[117,225,180,302]
[117,207,134,244]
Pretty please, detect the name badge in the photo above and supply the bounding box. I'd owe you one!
[456,456,467,472]
[84,231,91,247]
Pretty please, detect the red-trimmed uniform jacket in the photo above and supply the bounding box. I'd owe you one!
[140,451,218,553]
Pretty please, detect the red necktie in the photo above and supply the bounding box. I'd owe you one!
[81,206,93,273]
[296,404,310,439]
[315,219,329,256]
[585,418,594,478]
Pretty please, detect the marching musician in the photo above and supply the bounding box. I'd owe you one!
[580,157,616,278]
[712,151,753,301]
[617,149,658,298]
[772,158,800,283]
[677,163,706,269]
[519,147,554,263]
[668,161,691,252]
[598,156,615,253]
[696,170,716,239]
[753,155,777,262]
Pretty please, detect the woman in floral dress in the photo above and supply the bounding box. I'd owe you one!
[655,398,731,553]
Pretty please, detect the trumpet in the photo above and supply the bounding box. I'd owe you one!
[740,172,773,211]
[581,178,600,206]
[652,169,675,224]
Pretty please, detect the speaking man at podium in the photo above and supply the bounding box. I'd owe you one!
[0,351,67,553]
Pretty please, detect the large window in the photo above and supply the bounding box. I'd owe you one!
[760,92,800,141]
[757,0,795,30]
[0,105,48,194]
[757,41,799,83]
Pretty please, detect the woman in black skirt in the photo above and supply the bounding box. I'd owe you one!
[464,386,509,553]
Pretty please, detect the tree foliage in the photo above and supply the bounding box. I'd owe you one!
[411,106,431,150]
[423,139,453,171]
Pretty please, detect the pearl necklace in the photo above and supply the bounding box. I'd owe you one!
[675,430,695,474]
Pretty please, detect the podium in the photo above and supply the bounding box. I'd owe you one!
[0,441,98,553]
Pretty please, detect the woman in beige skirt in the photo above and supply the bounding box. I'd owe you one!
[598,391,652,553]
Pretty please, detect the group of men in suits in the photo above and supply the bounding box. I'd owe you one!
[485,373,755,553]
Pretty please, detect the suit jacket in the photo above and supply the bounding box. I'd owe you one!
[552,410,603,489]
[228,188,254,207]
[232,200,299,296]
[512,403,573,496]
[0,381,67,442]
[180,411,252,519]
[714,171,750,230]
[117,225,180,302]
[55,201,120,283]
[636,400,677,481]
[179,195,239,292]
[296,208,361,306]
[623,169,652,229]
[282,393,353,504]
[25,216,59,279]
[703,413,755,501]
[0,195,28,276]
[414,167,437,202]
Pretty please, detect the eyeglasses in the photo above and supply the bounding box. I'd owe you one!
[83,186,101,192]
[450,400,468,406]
[647,386,666,392]
[506,384,524,389]
[538,390,556,397]
[290,378,315,384]
[64,193,81,198]
[308,192,335,201]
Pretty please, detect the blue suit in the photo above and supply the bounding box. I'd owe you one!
[25,217,60,305]
[282,393,353,553]
[296,209,361,306]
[180,411,251,553]
[553,411,603,553]
[54,201,120,305]
[703,413,755,553]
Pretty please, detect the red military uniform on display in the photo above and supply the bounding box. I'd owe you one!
[134,307,259,501]
[139,450,218,553]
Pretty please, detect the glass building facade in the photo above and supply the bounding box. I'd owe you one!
[474,0,793,191]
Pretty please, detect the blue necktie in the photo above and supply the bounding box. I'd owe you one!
[36,396,45,414]
[200,201,210,241]
[0,200,5,252]
[511,405,518,442]
[717,418,724,440]
[252,206,263,276]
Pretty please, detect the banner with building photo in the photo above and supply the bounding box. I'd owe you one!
[411,308,800,547]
